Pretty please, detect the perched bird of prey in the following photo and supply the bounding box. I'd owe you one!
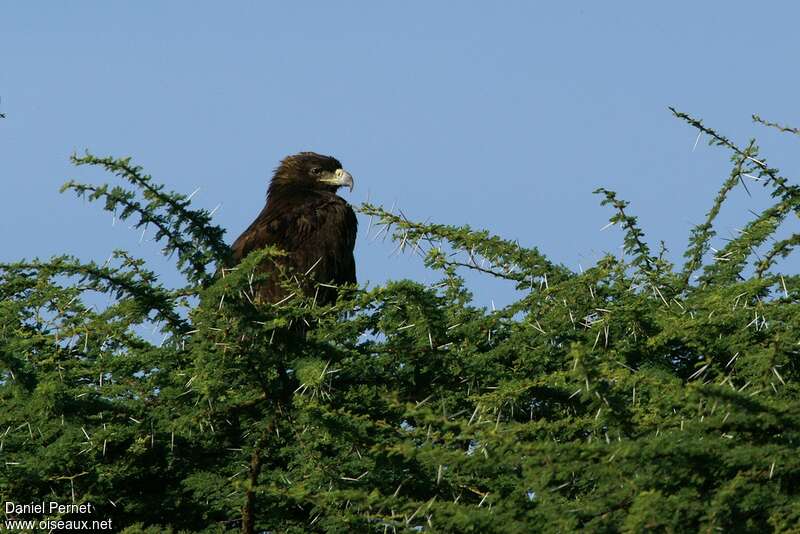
[231,152,357,306]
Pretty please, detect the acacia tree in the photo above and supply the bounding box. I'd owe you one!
[1,110,799,533]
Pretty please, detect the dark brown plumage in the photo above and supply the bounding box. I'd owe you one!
[231,152,357,306]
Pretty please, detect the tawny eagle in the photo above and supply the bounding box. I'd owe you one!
[230,152,357,305]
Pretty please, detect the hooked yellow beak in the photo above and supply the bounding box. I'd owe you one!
[320,168,354,192]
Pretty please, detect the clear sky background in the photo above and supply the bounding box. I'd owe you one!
[2,2,799,308]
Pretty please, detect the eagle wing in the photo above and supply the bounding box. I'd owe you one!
[231,194,357,304]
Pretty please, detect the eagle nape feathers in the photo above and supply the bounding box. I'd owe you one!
[230,152,357,307]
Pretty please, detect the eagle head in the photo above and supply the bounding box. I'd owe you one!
[269,152,354,195]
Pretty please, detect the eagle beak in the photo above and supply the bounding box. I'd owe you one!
[321,168,354,192]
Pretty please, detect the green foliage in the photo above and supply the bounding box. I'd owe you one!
[62,153,230,285]
[2,111,800,532]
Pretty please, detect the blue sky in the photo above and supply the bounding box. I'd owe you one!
[2,2,799,307]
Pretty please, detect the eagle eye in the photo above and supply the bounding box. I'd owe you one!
[310,167,322,176]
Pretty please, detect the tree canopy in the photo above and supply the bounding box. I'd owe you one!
[1,110,799,532]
